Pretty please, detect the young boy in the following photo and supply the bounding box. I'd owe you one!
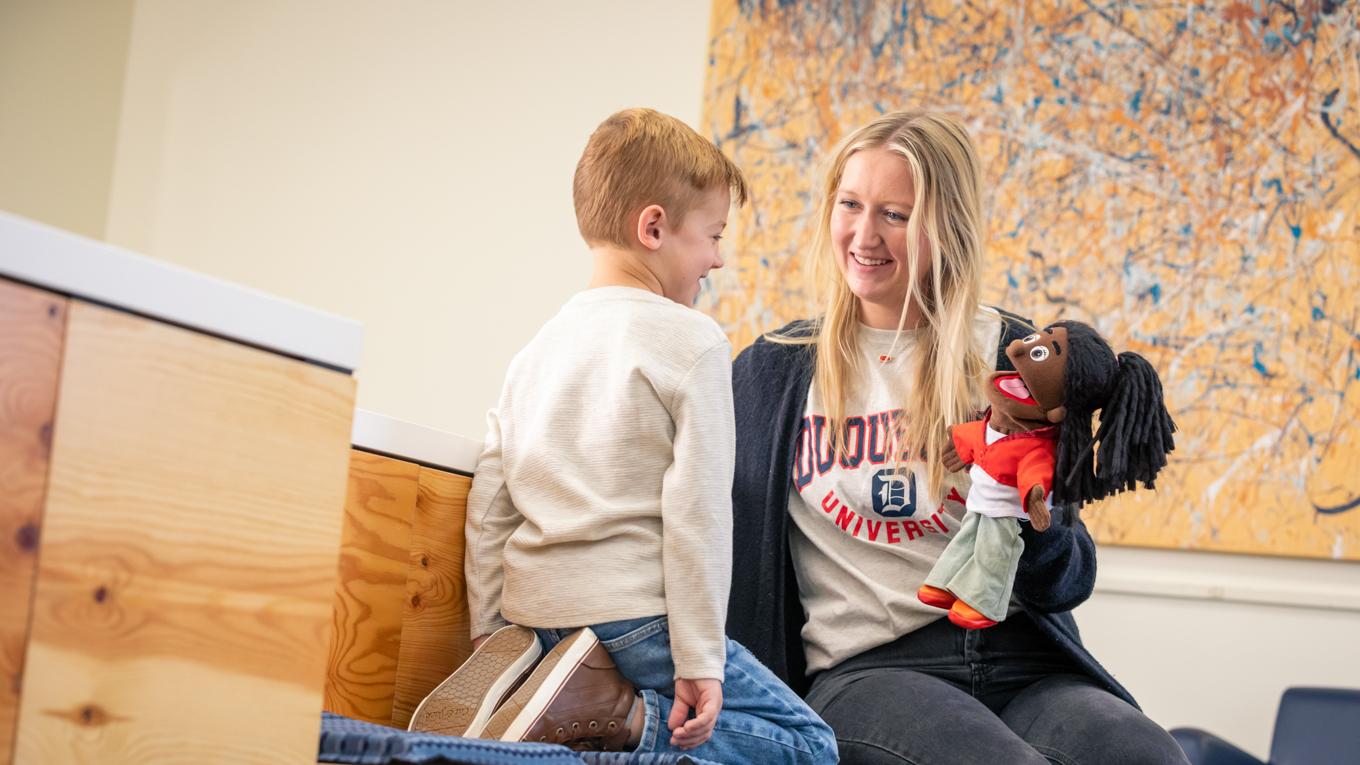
[408,109,836,763]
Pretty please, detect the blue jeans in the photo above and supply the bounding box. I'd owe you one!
[804,613,1188,764]
[535,616,838,764]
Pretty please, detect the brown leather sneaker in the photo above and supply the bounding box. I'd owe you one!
[480,627,637,751]
[407,624,542,737]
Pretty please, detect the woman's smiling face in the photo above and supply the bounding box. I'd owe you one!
[830,148,930,329]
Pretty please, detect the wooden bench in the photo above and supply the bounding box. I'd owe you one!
[1,212,361,765]
[323,413,480,730]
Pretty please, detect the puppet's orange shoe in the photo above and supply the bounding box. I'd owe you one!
[917,585,957,609]
[947,600,997,630]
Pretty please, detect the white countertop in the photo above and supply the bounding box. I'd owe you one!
[351,409,481,474]
[0,211,362,371]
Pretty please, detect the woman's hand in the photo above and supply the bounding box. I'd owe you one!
[943,440,967,472]
[668,677,722,749]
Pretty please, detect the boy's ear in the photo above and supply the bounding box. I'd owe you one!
[636,204,666,251]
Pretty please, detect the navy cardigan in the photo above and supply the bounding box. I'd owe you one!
[724,311,1137,708]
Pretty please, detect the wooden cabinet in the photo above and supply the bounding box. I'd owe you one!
[0,281,65,765]
[1,278,356,764]
[323,450,474,730]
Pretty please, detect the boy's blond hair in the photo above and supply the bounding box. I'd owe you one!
[573,108,749,248]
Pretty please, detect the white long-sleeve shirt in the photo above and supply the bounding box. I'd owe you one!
[465,286,735,680]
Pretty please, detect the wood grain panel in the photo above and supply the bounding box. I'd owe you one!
[322,450,419,725]
[0,281,66,765]
[389,467,473,728]
[15,300,355,764]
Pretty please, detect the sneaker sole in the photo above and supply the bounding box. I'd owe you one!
[917,586,956,609]
[407,625,542,737]
[947,605,997,631]
[482,628,601,743]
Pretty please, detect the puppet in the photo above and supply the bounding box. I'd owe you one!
[917,320,1176,629]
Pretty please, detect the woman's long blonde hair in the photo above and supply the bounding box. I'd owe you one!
[775,110,989,498]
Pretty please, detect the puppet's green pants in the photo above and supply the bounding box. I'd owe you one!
[923,511,1024,621]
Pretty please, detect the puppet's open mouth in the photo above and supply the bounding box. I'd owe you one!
[994,373,1037,405]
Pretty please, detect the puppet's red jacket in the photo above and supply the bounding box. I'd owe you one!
[952,412,1057,519]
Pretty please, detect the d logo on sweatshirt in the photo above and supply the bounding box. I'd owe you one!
[871,469,917,517]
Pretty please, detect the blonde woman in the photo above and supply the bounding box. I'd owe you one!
[727,111,1187,763]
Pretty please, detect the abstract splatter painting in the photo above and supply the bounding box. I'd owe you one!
[700,0,1359,559]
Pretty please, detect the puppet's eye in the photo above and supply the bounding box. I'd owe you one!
[1022,333,1040,344]
[1029,346,1050,362]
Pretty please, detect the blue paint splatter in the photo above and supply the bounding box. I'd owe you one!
[1006,271,1019,288]
[1252,342,1270,377]
[990,86,1004,105]
[1147,284,1162,304]
[1315,496,1360,515]
[1263,178,1283,195]
[1313,306,1326,320]
[1130,88,1144,113]
[725,95,759,141]
[1289,223,1302,239]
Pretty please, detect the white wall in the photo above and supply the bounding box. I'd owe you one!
[1083,547,1360,759]
[101,0,714,438]
[0,0,135,239]
[4,3,1359,761]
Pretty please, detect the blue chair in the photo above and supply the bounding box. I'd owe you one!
[1171,687,1360,765]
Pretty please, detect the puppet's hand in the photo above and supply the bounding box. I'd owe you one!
[943,441,967,473]
[1025,485,1051,532]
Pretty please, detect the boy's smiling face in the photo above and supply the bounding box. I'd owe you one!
[654,187,730,306]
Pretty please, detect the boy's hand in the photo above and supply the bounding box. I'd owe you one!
[668,677,721,749]
[472,634,490,650]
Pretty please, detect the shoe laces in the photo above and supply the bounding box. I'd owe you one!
[537,719,622,750]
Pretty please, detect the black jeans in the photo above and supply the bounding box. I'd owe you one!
[804,614,1188,764]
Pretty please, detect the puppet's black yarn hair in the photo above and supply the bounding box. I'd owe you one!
[1049,321,1114,506]
[1049,320,1177,507]
[1094,351,1177,495]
